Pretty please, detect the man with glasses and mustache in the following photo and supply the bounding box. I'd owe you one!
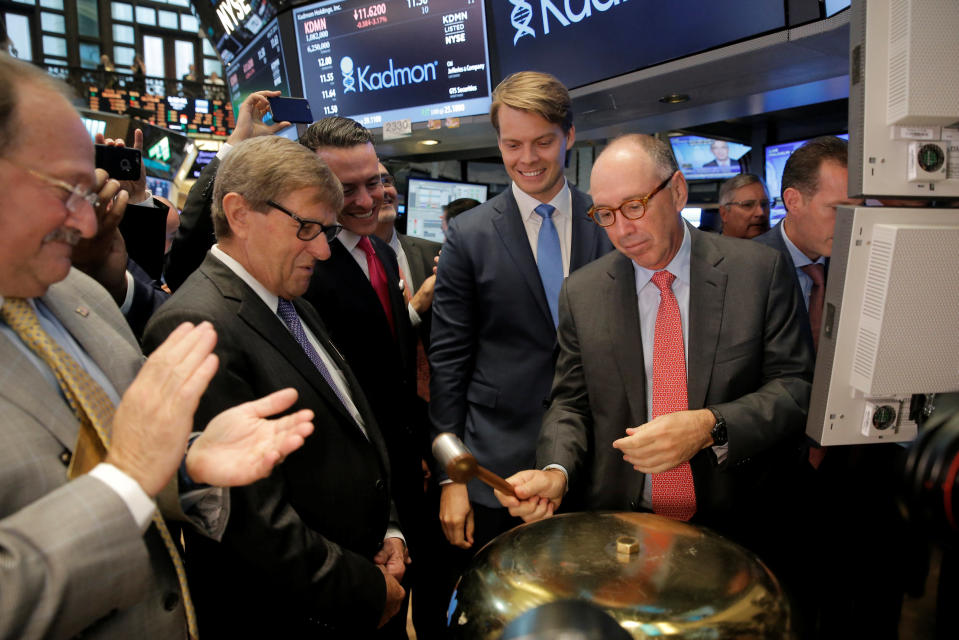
[495,134,812,564]
[142,135,407,637]
[718,174,771,239]
[0,55,317,639]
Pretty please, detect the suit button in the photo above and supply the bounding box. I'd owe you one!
[375,479,385,492]
[163,592,180,611]
[59,450,71,466]
[629,500,638,511]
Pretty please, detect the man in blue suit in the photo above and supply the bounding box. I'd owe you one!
[429,71,613,561]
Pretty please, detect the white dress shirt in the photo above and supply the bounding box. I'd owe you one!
[211,245,367,436]
[512,179,574,276]
[779,222,826,310]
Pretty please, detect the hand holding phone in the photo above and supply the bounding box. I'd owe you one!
[95,144,142,181]
[267,96,314,124]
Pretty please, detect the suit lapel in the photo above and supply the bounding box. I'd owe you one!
[398,235,425,290]
[202,255,362,429]
[0,334,79,450]
[605,254,648,424]
[686,229,726,411]
[490,191,554,327]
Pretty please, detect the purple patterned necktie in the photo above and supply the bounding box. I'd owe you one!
[276,299,352,413]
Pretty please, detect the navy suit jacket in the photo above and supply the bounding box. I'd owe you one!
[754,220,824,351]
[429,185,614,507]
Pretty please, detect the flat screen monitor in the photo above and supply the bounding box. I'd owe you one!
[670,136,750,181]
[486,0,785,89]
[130,119,191,183]
[406,178,487,242]
[226,17,292,113]
[187,140,223,180]
[87,87,235,136]
[765,133,849,220]
[145,176,173,199]
[291,0,492,128]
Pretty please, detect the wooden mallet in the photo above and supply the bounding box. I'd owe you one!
[432,433,516,497]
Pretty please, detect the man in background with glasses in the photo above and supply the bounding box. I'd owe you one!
[142,135,407,636]
[718,173,771,239]
[495,134,812,574]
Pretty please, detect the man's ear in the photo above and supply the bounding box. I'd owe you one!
[222,192,250,239]
[718,204,730,224]
[565,125,576,151]
[671,171,688,211]
[782,187,804,216]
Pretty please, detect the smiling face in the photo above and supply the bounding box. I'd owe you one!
[590,142,686,271]
[0,85,97,298]
[377,162,397,224]
[496,105,574,204]
[232,186,337,299]
[316,142,383,236]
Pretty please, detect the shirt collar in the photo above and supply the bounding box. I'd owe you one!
[337,227,363,253]
[631,222,692,290]
[211,244,280,312]
[512,178,571,223]
[387,228,400,253]
[780,220,826,268]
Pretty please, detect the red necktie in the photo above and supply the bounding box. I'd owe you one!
[358,236,395,336]
[800,263,825,352]
[649,271,697,521]
[398,267,431,401]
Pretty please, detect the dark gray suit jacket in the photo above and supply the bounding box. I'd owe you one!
[429,186,614,507]
[143,253,395,637]
[538,228,814,537]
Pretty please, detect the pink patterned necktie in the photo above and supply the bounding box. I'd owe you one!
[649,271,697,521]
[358,236,395,336]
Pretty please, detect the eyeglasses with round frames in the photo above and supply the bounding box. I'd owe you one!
[723,198,770,211]
[267,199,343,242]
[587,174,674,227]
[15,164,99,214]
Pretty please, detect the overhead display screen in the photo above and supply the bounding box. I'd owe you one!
[292,0,492,128]
[486,0,785,89]
[88,87,236,136]
[226,18,292,112]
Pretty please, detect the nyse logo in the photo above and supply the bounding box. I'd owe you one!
[509,0,629,45]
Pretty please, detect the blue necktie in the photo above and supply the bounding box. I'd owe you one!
[277,299,353,414]
[534,203,563,327]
